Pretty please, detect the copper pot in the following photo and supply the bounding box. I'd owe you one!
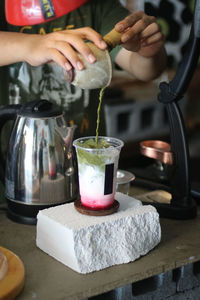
[140,140,173,165]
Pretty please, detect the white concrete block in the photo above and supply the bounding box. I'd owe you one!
[36,192,161,274]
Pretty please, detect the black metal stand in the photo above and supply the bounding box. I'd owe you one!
[147,99,197,219]
[146,1,200,219]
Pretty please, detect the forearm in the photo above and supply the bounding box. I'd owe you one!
[0,31,30,66]
[115,46,167,81]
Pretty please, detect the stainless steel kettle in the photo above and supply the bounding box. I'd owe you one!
[0,99,78,224]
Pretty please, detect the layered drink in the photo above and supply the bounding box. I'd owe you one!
[73,136,124,209]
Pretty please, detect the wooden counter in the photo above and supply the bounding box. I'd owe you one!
[0,188,200,300]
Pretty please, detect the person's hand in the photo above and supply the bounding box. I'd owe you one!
[23,27,107,71]
[115,11,165,58]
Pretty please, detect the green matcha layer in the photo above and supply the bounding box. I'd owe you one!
[76,138,113,167]
[76,138,110,149]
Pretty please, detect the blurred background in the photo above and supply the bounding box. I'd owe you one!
[102,0,200,188]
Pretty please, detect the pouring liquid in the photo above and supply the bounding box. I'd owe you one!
[95,86,106,144]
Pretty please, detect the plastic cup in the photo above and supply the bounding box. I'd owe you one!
[116,170,135,195]
[73,136,124,209]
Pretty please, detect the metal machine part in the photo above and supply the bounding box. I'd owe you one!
[140,140,173,165]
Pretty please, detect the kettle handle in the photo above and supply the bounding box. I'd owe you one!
[0,104,22,184]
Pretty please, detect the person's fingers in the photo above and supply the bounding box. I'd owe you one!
[45,48,73,70]
[51,40,86,70]
[141,32,164,47]
[120,16,156,43]
[115,10,145,32]
[139,22,161,40]
[73,27,107,50]
[49,28,107,67]
[64,61,72,71]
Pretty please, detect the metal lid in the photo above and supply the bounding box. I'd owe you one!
[18,100,62,118]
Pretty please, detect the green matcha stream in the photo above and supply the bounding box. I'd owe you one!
[76,86,110,167]
[95,86,106,144]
